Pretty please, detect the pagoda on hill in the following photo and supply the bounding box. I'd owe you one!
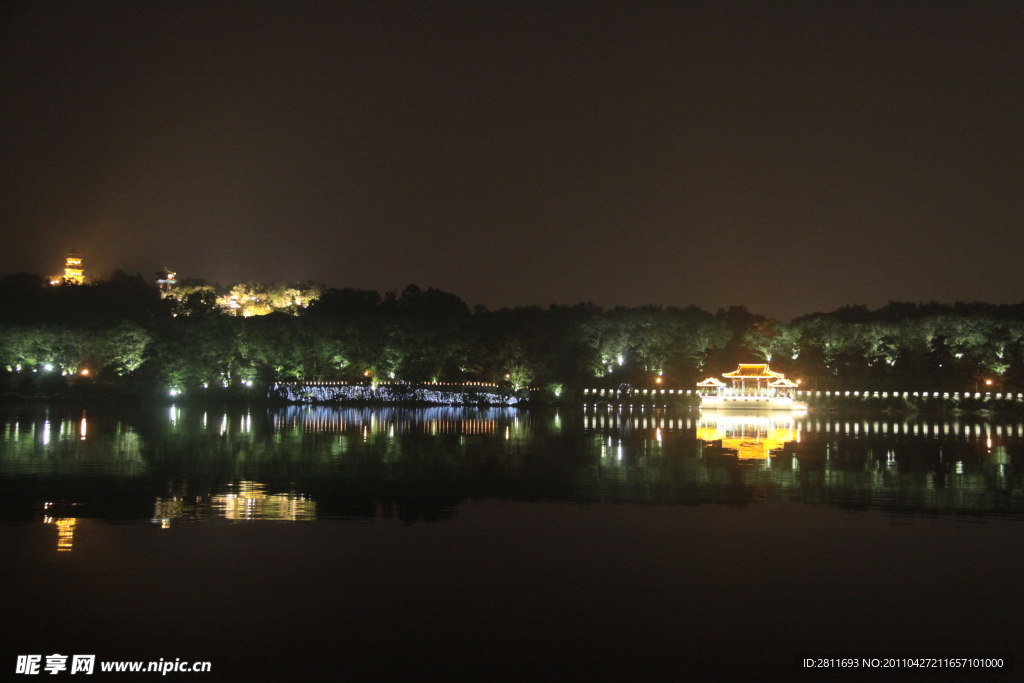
[50,251,85,285]
[63,252,85,284]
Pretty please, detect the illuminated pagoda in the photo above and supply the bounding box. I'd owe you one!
[52,251,86,285]
[154,268,177,296]
[699,363,805,411]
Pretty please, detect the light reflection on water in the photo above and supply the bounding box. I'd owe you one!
[0,409,145,475]
[153,480,316,526]
[2,404,1024,549]
[696,410,798,460]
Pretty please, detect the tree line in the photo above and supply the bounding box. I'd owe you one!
[2,271,1024,398]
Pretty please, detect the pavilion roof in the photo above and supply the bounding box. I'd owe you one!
[768,378,798,387]
[722,364,785,379]
[696,377,726,387]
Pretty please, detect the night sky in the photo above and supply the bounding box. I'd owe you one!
[1,1,1021,320]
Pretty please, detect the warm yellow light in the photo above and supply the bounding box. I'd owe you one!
[80,369,89,375]
[985,379,993,385]
[796,379,802,384]
[364,370,372,377]
[52,518,77,552]
[654,377,663,384]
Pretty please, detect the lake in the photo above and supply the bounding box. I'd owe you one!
[2,404,1021,681]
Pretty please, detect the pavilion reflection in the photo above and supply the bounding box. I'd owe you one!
[696,410,799,461]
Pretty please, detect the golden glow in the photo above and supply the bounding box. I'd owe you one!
[213,283,323,317]
[56,518,76,551]
[212,481,316,521]
[62,252,85,285]
[697,412,797,460]
[703,364,799,398]
[80,368,89,375]
[154,481,316,522]
[722,364,785,379]
[43,517,78,552]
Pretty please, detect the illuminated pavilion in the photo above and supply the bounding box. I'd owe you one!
[698,364,805,411]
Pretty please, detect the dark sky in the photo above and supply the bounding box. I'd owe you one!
[1,1,1022,320]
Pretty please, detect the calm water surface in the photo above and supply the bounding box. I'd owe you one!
[2,404,1022,681]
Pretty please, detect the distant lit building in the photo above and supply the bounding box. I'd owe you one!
[51,251,86,285]
[63,251,85,284]
[154,269,177,296]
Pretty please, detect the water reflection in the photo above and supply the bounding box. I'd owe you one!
[696,411,798,460]
[2,404,1024,535]
[42,508,77,551]
[270,405,523,440]
[0,409,144,475]
[153,480,316,526]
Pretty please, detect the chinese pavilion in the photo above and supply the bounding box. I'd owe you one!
[722,364,785,393]
[698,363,805,411]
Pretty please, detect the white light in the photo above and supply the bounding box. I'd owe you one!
[43,364,53,372]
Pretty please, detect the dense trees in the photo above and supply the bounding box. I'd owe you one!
[3,271,1024,396]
